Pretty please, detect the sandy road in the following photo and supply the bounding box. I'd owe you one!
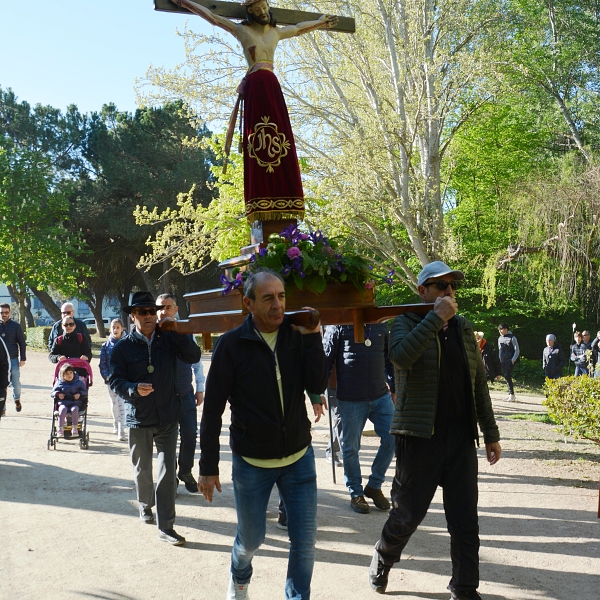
[1,348,599,600]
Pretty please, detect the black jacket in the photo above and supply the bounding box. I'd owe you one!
[49,332,92,363]
[480,339,502,381]
[543,345,566,378]
[0,319,26,360]
[323,324,394,401]
[109,329,200,428]
[0,338,10,396]
[200,315,328,476]
[48,318,92,352]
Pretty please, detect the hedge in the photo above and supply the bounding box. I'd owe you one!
[26,326,53,350]
[543,376,600,446]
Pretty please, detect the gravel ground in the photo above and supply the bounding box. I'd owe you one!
[1,349,599,600]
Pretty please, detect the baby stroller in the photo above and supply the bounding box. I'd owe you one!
[47,358,93,450]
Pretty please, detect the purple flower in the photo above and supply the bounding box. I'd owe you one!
[282,264,292,276]
[280,224,298,239]
[220,273,244,296]
[259,247,268,257]
[287,247,301,259]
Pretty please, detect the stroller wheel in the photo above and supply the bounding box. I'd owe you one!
[47,439,52,451]
[53,439,57,450]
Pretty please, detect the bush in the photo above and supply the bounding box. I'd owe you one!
[543,376,600,445]
[26,326,52,350]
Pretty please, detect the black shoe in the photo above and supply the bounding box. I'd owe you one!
[364,485,391,510]
[158,528,186,546]
[449,589,483,600]
[178,472,201,495]
[139,506,155,524]
[14,400,22,412]
[350,495,370,514]
[369,551,391,594]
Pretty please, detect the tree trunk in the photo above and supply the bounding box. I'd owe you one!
[7,284,27,330]
[88,297,107,337]
[30,287,61,321]
[116,278,134,330]
[23,296,35,328]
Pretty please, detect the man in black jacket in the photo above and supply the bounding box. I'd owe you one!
[110,291,200,547]
[0,304,26,413]
[199,270,327,600]
[323,324,395,514]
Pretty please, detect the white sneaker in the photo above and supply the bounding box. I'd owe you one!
[71,427,79,437]
[226,575,249,599]
[507,393,516,402]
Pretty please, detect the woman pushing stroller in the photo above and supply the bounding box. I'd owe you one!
[49,315,92,364]
[51,362,88,437]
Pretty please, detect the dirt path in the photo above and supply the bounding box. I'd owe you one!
[1,349,599,600]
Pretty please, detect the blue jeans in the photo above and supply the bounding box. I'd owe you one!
[10,358,21,400]
[338,393,395,497]
[231,446,317,599]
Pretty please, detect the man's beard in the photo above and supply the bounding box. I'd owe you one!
[250,11,270,25]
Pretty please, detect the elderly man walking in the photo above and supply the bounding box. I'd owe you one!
[369,261,501,600]
[110,292,200,546]
[199,269,327,600]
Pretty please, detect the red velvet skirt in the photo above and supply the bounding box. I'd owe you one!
[243,68,304,223]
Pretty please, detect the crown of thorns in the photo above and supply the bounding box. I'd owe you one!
[241,0,265,6]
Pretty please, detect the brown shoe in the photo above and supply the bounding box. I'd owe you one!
[364,485,391,510]
[350,495,370,514]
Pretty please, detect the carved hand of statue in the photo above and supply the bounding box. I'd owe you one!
[319,14,339,28]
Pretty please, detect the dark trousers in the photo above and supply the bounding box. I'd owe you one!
[129,421,178,531]
[375,423,480,594]
[501,360,514,394]
[177,400,198,476]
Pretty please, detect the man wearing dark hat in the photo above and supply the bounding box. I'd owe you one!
[109,291,201,546]
[369,261,501,600]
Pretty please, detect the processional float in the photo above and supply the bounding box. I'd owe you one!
[154,0,433,347]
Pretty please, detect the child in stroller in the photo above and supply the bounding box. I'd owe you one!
[50,361,91,442]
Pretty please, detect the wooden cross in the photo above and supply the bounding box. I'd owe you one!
[154,0,356,33]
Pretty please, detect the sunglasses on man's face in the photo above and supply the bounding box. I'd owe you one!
[133,308,158,317]
[424,280,461,291]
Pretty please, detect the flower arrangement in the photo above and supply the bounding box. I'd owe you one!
[221,224,395,295]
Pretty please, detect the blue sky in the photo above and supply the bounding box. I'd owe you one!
[0,0,212,115]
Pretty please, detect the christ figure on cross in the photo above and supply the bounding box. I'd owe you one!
[172,0,338,224]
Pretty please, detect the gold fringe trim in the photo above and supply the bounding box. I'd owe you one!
[247,210,305,223]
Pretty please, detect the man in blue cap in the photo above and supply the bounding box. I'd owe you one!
[369,261,501,600]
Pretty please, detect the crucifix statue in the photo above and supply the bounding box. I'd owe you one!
[160,0,351,236]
